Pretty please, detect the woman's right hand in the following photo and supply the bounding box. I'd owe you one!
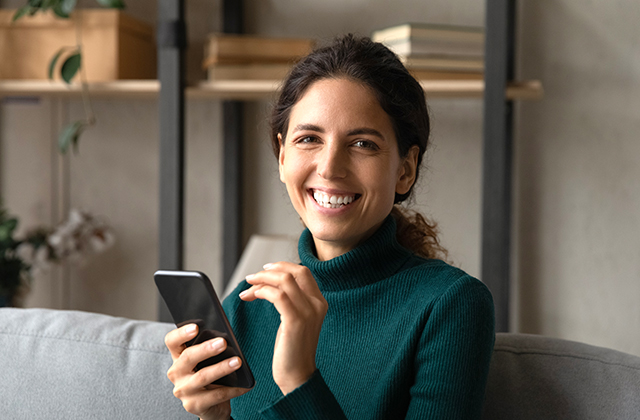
[165,324,250,420]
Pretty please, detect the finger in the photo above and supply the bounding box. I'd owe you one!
[263,262,323,297]
[188,356,244,389]
[240,271,312,314]
[252,263,327,313]
[245,269,307,304]
[177,337,228,374]
[248,284,304,325]
[238,284,260,301]
[168,337,228,385]
[165,324,198,360]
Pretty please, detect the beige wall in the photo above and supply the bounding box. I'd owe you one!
[514,1,640,354]
[1,1,639,355]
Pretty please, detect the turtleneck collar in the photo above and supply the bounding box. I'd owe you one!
[298,215,413,292]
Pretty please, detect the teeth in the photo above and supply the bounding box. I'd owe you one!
[312,190,356,208]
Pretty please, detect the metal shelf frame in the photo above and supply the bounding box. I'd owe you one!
[157,0,186,322]
[482,0,516,332]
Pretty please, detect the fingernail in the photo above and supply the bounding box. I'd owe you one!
[184,324,197,335]
[229,357,240,368]
[211,338,224,351]
[245,274,255,281]
[263,263,273,270]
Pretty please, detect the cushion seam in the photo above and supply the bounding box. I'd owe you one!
[0,329,168,354]
[493,347,640,373]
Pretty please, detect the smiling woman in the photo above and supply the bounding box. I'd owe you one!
[163,35,495,420]
[277,78,415,260]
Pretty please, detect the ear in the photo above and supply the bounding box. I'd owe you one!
[278,133,286,183]
[396,146,420,195]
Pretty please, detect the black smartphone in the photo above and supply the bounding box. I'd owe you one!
[154,270,255,389]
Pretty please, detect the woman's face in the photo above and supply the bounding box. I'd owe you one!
[279,78,418,260]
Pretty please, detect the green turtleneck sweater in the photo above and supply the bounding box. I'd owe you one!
[223,216,495,419]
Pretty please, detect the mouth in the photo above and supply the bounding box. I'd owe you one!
[311,189,361,209]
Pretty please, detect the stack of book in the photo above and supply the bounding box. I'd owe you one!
[203,34,315,82]
[372,23,484,80]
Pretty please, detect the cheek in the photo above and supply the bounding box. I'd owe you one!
[367,161,401,196]
[281,154,309,191]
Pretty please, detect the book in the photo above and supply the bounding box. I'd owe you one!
[372,22,484,44]
[408,69,483,80]
[204,34,315,67]
[372,22,484,59]
[207,63,293,81]
[400,55,484,72]
[382,38,483,58]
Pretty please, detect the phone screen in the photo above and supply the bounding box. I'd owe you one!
[155,270,255,389]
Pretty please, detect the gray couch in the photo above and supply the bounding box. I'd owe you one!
[1,307,639,419]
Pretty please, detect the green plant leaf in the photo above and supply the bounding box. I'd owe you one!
[48,47,68,80]
[58,120,86,154]
[60,51,81,84]
[60,0,76,14]
[28,0,43,7]
[50,0,76,17]
[95,0,125,9]
[0,218,18,241]
[12,6,34,21]
[52,3,69,18]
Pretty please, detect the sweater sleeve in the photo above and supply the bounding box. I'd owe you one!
[258,369,347,420]
[405,276,495,419]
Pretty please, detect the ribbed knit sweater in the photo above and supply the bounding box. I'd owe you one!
[222,215,495,419]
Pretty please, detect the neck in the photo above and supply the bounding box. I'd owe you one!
[313,240,350,261]
[312,220,387,261]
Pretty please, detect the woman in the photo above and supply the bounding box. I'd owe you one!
[164,34,495,419]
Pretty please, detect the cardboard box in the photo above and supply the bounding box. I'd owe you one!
[0,9,156,81]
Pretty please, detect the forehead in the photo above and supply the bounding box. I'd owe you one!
[287,78,394,135]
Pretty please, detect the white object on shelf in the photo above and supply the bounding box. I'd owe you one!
[223,234,299,299]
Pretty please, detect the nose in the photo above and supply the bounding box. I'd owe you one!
[317,141,348,180]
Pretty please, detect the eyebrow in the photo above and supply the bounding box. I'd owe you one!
[292,124,386,141]
[347,127,386,140]
[292,123,324,133]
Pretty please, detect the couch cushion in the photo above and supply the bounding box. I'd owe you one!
[0,308,196,419]
[483,333,640,419]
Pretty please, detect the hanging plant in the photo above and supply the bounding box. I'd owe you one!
[13,0,126,154]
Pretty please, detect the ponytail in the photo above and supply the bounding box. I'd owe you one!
[391,206,448,261]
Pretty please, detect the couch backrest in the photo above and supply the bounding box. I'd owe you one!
[483,332,640,419]
[3,308,640,419]
[0,308,195,420]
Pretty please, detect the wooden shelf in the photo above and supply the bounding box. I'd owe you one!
[0,80,160,98]
[0,79,543,100]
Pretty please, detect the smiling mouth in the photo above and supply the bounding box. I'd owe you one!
[311,189,360,209]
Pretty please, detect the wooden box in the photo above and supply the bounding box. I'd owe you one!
[0,9,156,81]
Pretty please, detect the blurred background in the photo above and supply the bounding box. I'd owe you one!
[1,0,638,356]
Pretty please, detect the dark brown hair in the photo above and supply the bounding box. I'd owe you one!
[270,34,447,260]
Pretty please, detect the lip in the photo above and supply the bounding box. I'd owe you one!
[307,188,361,212]
[309,187,358,196]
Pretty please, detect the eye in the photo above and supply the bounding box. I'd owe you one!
[294,135,319,145]
[353,139,379,150]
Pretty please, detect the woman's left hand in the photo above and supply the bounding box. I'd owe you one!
[240,262,328,395]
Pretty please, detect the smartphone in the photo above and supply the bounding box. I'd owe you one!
[154,270,255,389]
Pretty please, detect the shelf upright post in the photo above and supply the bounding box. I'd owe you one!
[157,0,187,322]
[221,0,245,288]
[482,0,516,332]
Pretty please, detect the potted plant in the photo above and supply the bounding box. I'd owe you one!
[0,205,114,307]
[12,0,127,153]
